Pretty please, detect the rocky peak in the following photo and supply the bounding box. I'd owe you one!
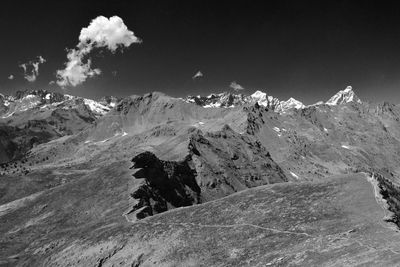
[99,96,121,108]
[250,90,281,109]
[184,91,248,108]
[326,86,362,106]
[128,152,200,220]
[184,90,303,112]
[0,89,120,117]
[278,97,305,111]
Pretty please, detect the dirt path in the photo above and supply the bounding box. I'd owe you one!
[134,221,312,236]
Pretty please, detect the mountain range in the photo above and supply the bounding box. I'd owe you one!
[2,86,400,266]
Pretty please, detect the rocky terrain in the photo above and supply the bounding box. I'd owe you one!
[2,87,400,266]
[0,90,119,164]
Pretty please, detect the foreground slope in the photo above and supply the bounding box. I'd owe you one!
[3,173,399,266]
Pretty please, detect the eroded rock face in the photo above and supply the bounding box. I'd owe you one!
[370,171,400,226]
[128,125,288,220]
[128,152,201,220]
[188,125,287,200]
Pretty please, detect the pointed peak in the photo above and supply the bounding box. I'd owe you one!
[278,97,305,111]
[287,97,300,102]
[251,90,267,99]
[326,86,361,106]
[343,85,353,92]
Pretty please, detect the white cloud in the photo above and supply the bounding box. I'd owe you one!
[57,15,141,87]
[230,81,244,91]
[79,16,141,51]
[8,75,14,80]
[19,56,46,82]
[192,70,203,79]
[57,49,101,87]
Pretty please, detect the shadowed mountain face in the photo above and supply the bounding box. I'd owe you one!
[127,126,287,221]
[3,88,400,265]
[128,152,201,220]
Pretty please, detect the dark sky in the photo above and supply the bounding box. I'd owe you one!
[1,0,400,104]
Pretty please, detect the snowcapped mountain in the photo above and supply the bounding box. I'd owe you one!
[0,89,119,118]
[250,90,281,109]
[184,92,248,108]
[184,90,303,112]
[99,96,120,108]
[277,97,305,111]
[184,86,361,112]
[0,86,362,120]
[326,86,362,105]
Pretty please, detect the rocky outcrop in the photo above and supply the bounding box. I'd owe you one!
[244,103,267,135]
[128,125,288,220]
[128,152,200,220]
[188,125,287,200]
[370,171,400,227]
[326,86,362,105]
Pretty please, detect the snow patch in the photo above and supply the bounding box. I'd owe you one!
[84,99,110,115]
[290,171,299,179]
[203,102,222,108]
[192,121,205,127]
[2,112,14,118]
[24,94,36,99]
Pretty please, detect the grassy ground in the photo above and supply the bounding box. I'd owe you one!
[2,173,399,266]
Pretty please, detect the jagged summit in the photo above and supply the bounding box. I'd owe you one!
[0,86,364,120]
[0,86,365,122]
[184,90,303,112]
[326,86,362,106]
[279,97,305,111]
[184,91,248,108]
[0,89,118,118]
[250,90,281,109]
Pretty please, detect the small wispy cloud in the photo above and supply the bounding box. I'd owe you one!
[56,15,141,88]
[192,70,203,79]
[8,74,14,80]
[230,81,244,91]
[19,56,46,82]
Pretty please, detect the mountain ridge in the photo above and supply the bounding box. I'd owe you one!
[0,86,363,120]
[183,86,361,112]
[2,85,400,266]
